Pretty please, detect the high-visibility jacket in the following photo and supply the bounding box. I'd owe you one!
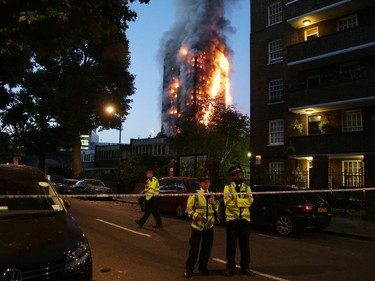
[145,176,159,201]
[224,181,254,222]
[186,189,220,231]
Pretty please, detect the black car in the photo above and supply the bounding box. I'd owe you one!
[250,185,332,236]
[0,164,92,280]
[71,179,113,199]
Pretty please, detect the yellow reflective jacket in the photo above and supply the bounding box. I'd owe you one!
[186,189,220,231]
[145,176,159,201]
[224,181,254,222]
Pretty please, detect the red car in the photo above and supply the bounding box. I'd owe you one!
[138,176,200,218]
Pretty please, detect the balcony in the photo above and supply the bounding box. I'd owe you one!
[286,0,374,28]
[287,76,375,112]
[288,131,375,155]
[287,24,375,66]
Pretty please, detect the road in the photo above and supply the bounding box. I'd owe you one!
[67,198,375,281]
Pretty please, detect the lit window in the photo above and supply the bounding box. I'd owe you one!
[308,115,321,135]
[269,119,284,145]
[268,2,282,26]
[343,110,362,132]
[269,79,284,103]
[304,26,319,41]
[342,160,363,187]
[337,14,358,31]
[268,39,283,63]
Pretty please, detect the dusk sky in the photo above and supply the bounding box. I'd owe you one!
[98,0,250,143]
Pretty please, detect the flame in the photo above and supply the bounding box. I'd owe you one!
[163,44,231,134]
[160,0,234,136]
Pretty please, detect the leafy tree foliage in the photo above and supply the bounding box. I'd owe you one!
[0,0,149,176]
[171,106,250,190]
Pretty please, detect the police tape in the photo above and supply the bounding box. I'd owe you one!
[0,187,374,199]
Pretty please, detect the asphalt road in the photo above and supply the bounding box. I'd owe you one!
[67,198,375,281]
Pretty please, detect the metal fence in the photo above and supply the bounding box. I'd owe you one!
[252,170,367,217]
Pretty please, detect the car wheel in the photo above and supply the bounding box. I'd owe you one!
[139,198,146,212]
[275,215,295,236]
[175,203,185,219]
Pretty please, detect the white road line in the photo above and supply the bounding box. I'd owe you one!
[212,258,291,281]
[96,219,151,238]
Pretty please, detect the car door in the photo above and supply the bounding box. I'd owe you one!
[251,188,280,227]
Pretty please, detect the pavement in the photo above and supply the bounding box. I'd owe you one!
[323,215,375,241]
[115,197,375,241]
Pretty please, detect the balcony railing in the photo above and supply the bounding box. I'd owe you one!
[288,131,375,155]
[287,24,375,65]
[286,0,345,20]
[285,0,372,22]
[287,76,375,108]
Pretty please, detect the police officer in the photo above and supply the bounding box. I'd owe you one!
[224,165,255,277]
[184,174,219,278]
[135,169,162,228]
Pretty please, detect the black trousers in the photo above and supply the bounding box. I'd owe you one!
[185,227,214,271]
[225,219,251,271]
[138,197,162,226]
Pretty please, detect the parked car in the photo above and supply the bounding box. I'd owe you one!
[71,179,113,199]
[48,174,65,187]
[249,185,332,236]
[138,176,200,218]
[0,164,92,280]
[54,178,78,194]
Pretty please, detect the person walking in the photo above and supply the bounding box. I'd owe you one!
[184,174,219,278]
[135,169,163,228]
[223,165,255,277]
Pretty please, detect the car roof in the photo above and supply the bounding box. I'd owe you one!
[0,164,47,181]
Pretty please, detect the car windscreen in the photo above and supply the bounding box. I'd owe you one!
[187,180,200,192]
[0,178,64,217]
[85,180,105,187]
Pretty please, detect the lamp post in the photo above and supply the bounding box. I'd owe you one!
[106,105,123,193]
[248,152,252,184]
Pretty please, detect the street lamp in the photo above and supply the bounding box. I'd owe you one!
[248,152,252,184]
[106,105,123,193]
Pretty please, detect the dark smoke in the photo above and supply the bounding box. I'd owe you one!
[160,0,238,135]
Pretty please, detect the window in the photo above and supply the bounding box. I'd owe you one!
[304,26,319,41]
[269,119,284,145]
[269,162,285,185]
[340,62,361,79]
[268,39,283,63]
[269,162,284,174]
[306,70,320,88]
[343,110,362,132]
[308,115,321,135]
[269,79,284,103]
[268,2,282,26]
[342,160,363,187]
[337,14,358,31]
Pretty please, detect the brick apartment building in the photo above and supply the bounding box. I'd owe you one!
[250,0,375,211]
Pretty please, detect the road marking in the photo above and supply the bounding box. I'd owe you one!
[212,258,291,281]
[96,219,151,238]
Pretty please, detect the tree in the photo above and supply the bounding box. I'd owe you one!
[0,70,63,170]
[1,0,149,89]
[171,106,250,189]
[0,0,150,176]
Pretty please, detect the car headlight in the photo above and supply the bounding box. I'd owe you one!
[64,237,92,272]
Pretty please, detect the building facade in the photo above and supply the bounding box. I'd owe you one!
[250,0,375,204]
